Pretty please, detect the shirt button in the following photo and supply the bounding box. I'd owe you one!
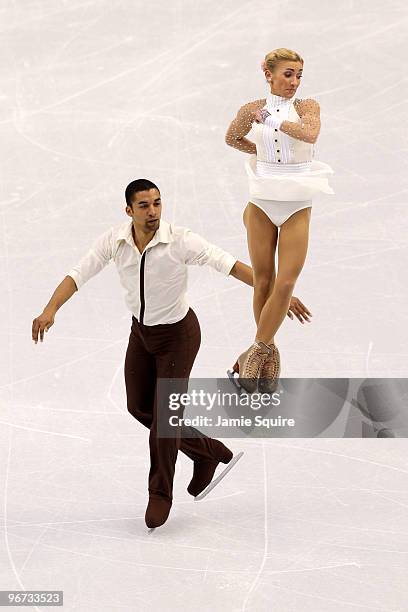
[274,129,278,132]
[278,159,281,162]
[276,109,279,112]
[274,139,278,142]
[277,149,280,152]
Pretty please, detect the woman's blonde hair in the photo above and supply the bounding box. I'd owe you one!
[262,48,303,74]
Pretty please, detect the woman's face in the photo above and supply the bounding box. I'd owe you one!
[265,61,303,97]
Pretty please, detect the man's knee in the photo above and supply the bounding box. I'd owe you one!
[127,402,152,428]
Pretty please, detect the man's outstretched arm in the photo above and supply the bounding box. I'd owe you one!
[181,230,312,323]
[32,227,114,344]
[32,276,78,343]
[229,261,312,324]
[229,260,253,286]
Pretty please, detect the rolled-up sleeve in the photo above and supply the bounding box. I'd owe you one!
[181,229,236,275]
[67,227,114,290]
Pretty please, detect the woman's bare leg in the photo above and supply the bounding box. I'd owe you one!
[256,207,312,344]
[243,202,278,326]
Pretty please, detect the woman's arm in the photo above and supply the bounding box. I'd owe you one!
[278,98,321,144]
[225,101,262,154]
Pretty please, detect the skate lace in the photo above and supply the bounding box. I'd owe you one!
[244,346,268,378]
[261,346,280,378]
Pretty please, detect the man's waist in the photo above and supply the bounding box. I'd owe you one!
[132,306,191,329]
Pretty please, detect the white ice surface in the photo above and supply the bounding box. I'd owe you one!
[1,0,408,610]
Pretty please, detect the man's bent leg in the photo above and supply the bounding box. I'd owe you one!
[147,311,201,500]
[124,317,156,429]
[147,309,230,500]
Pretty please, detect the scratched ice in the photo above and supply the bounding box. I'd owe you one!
[1,0,408,610]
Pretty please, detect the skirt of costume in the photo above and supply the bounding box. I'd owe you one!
[245,155,335,202]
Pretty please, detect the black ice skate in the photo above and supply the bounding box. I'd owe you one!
[194,451,244,500]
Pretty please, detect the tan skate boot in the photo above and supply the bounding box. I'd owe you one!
[258,343,281,393]
[237,341,271,393]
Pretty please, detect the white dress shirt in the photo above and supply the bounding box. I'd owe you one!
[67,219,237,325]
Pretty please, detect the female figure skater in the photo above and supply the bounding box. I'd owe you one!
[225,48,334,392]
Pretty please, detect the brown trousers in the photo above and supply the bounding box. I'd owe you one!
[124,308,221,501]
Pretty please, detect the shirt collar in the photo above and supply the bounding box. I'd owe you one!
[116,219,173,248]
[266,90,295,109]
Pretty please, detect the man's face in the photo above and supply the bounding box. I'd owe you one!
[126,188,162,232]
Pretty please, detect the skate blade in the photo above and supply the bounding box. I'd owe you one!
[227,370,247,394]
[230,372,258,394]
[194,451,244,501]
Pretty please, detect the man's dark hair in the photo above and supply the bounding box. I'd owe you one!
[125,179,160,207]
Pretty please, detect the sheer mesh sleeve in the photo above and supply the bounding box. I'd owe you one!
[279,98,321,144]
[225,99,264,154]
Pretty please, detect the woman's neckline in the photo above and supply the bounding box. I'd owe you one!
[268,90,297,104]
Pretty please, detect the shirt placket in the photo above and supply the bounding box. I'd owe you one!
[126,231,151,325]
[139,250,147,324]
[137,238,159,325]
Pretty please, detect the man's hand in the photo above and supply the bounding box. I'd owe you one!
[32,309,55,344]
[287,296,312,324]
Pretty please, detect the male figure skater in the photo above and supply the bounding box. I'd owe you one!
[32,179,311,529]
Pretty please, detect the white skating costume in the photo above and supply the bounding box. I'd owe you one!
[225,92,334,226]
